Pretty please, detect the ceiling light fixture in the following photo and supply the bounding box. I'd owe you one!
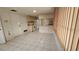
[33,10,37,13]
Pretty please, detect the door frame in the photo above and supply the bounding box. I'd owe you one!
[0,16,7,43]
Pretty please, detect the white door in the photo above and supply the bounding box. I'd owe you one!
[0,18,6,44]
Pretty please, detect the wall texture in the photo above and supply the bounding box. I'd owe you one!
[0,12,28,41]
[53,7,79,51]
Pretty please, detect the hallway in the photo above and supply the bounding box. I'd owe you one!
[0,7,79,51]
[0,31,63,51]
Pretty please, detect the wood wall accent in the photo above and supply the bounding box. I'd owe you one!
[71,9,79,51]
[53,7,79,51]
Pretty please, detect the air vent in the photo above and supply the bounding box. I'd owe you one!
[10,9,17,12]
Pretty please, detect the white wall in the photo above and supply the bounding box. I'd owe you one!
[38,14,53,33]
[39,26,53,33]
[0,12,28,41]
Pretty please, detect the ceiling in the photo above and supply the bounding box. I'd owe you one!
[0,7,54,16]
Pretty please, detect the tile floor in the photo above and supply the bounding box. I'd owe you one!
[0,31,63,51]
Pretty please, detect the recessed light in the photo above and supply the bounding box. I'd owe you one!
[10,9,17,12]
[33,10,37,13]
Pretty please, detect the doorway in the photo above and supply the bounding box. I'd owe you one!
[0,17,6,44]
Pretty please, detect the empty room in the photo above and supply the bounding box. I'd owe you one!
[0,7,79,51]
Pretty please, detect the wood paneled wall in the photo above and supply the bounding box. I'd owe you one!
[53,7,79,51]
